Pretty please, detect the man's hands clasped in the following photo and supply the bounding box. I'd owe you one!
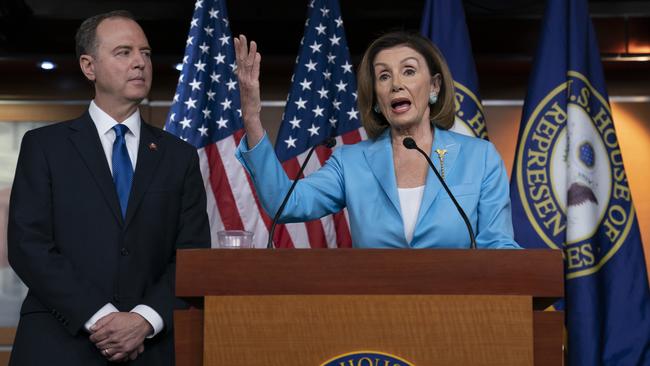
[90,312,153,362]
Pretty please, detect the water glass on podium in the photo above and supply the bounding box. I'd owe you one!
[216,230,254,249]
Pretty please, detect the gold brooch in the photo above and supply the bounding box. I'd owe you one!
[435,149,447,180]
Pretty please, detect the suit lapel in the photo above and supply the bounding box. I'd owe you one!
[68,112,123,224]
[416,127,461,226]
[124,122,163,229]
[363,130,401,217]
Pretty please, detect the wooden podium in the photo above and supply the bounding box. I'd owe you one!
[174,249,563,365]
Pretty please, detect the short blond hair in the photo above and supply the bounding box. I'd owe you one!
[357,31,455,139]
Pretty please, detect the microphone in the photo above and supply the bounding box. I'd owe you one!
[402,137,477,249]
[267,137,337,249]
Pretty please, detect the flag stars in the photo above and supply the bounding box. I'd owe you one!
[315,23,327,35]
[214,53,226,64]
[295,97,307,110]
[341,61,353,74]
[300,78,312,91]
[289,116,301,129]
[197,125,209,137]
[320,7,330,17]
[200,4,362,157]
[216,117,228,129]
[285,136,297,148]
[226,78,237,90]
[190,17,199,28]
[208,8,219,19]
[347,108,359,120]
[317,87,329,99]
[312,105,324,117]
[308,124,321,136]
[169,113,176,122]
[179,117,192,129]
[305,59,318,72]
[194,0,203,9]
[199,42,210,54]
[194,60,206,72]
[186,36,194,46]
[189,78,202,91]
[309,41,322,53]
[184,97,197,110]
[221,98,232,110]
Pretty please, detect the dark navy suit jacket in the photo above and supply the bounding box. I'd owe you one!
[8,112,210,365]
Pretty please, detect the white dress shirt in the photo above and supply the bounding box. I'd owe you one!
[398,185,425,244]
[83,101,164,338]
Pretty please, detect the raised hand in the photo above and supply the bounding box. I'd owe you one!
[234,34,264,147]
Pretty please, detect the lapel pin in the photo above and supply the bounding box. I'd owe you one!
[148,142,158,151]
[435,149,448,181]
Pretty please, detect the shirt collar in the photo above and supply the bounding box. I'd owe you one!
[88,100,141,139]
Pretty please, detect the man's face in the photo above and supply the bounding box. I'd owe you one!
[83,17,152,106]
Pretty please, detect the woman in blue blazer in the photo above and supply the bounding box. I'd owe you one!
[234,31,520,249]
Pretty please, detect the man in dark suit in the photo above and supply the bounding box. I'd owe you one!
[7,10,210,365]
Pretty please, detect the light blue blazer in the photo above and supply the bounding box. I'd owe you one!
[236,127,520,249]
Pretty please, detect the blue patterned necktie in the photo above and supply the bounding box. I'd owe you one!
[112,124,134,218]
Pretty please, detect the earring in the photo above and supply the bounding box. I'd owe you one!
[373,104,381,113]
[429,92,438,105]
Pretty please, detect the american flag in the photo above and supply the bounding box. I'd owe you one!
[165,0,364,248]
[165,0,271,247]
[272,0,365,248]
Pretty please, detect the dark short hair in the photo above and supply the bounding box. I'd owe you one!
[357,31,456,139]
[75,10,136,59]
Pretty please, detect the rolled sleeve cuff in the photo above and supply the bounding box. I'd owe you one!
[131,304,164,338]
[84,303,119,332]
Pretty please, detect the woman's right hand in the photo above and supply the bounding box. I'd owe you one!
[234,34,264,147]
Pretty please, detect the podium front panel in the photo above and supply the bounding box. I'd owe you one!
[203,294,533,366]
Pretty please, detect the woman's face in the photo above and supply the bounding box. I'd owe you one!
[373,45,441,131]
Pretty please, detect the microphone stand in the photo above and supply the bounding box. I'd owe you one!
[403,137,477,249]
[266,138,337,249]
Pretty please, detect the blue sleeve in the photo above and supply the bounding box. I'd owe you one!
[476,142,522,249]
[235,133,346,222]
